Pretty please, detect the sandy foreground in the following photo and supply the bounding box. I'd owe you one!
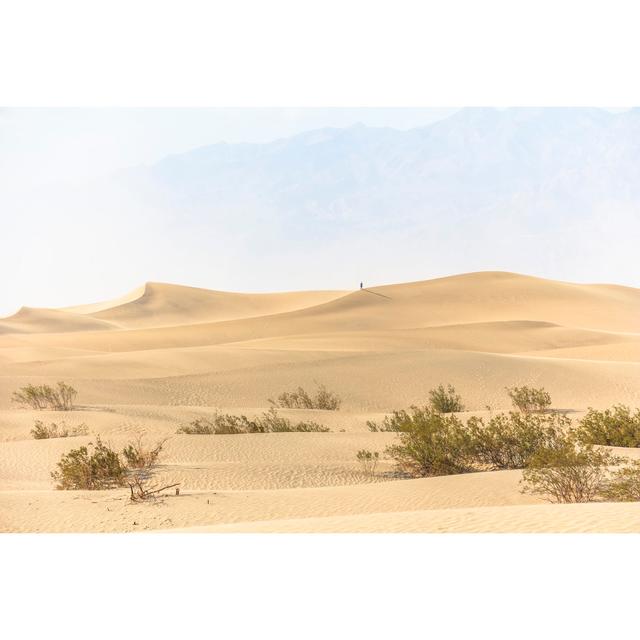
[1,271,639,533]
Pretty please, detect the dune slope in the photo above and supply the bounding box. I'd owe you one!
[1,271,639,532]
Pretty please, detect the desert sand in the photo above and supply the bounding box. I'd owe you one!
[1,271,639,533]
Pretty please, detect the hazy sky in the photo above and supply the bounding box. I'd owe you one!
[0,107,635,317]
[0,108,458,315]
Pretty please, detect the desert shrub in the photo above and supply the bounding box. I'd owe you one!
[356,449,380,476]
[12,384,48,410]
[506,385,552,413]
[272,387,314,409]
[429,384,464,413]
[313,385,342,410]
[177,409,330,434]
[223,414,263,433]
[31,420,54,439]
[251,409,288,432]
[122,436,168,469]
[466,412,570,470]
[12,381,77,411]
[176,415,256,434]
[30,420,88,439]
[384,406,473,477]
[575,405,640,448]
[520,438,623,503]
[269,384,341,410]
[286,421,330,432]
[52,381,77,410]
[177,415,260,434]
[51,437,128,490]
[367,413,413,432]
[601,460,640,502]
[176,418,217,434]
[258,408,329,432]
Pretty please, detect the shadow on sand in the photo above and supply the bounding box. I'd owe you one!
[361,289,392,300]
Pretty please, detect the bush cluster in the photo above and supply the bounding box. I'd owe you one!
[429,384,464,413]
[384,407,474,477]
[12,382,77,411]
[177,415,251,435]
[379,408,577,480]
[51,437,129,490]
[506,386,551,413]
[520,439,622,503]
[31,420,88,439]
[51,435,167,491]
[466,412,570,470]
[177,408,330,434]
[601,461,640,502]
[367,384,466,430]
[575,405,640,448]
[367,409,414,432]
[375,389,640,503]
[269,384,341,411]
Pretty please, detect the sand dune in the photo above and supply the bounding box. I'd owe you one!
[1,282,346,335]
[1,271,639,532]
[63,284,148,315]
[81,282,347,329]
[0,306,118,334]
[173,503,640,533]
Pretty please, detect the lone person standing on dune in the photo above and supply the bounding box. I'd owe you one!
[360,281,363,290]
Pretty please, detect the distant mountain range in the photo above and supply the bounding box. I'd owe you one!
[129,107,640,226]
[109,107,640,287]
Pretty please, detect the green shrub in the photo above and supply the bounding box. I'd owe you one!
[314,385,342,411]
[31,420,52,439]
[177,415,259,435]
[51,381,77,410]
[269,384,341,410]
[520,439,622,503]
[466,412,569,470]
[384,407,473,477]
[30,420,88,439]
[601,460,640,502]
[177,409,330,434]
[506,386,552,413]
[575,405,640,448]
[12,384,48,410]
[429,384,464,413]
[367,413,413,432]
[356,449,380,476]
[368,393,464,431]
[256,408,297,432]
[12,381,77,411]
[51,437,128,490]
[176,418,217,434]
[258,408,329,432]
[285,421,330,432]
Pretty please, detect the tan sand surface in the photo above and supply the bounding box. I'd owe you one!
[173,503,640,533]
[1,271,639,532]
